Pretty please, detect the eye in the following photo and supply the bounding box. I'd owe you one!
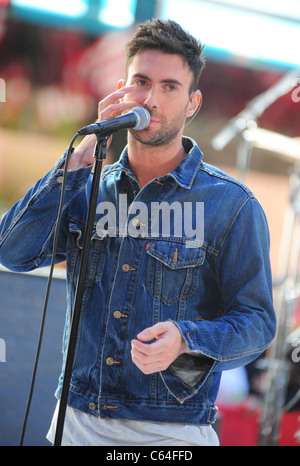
[135,79,148,87]
[165,84,177,91]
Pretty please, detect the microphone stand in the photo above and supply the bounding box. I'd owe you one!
[54,134,108,446]
[211,68,300,180]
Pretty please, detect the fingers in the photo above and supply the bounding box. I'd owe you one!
[131,339,171,374]
[97,85,137,122]
[136,322,170,342]
[68,86,137,170]
[131,322,187,375]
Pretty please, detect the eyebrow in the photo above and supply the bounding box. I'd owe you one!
[131,73,184,87]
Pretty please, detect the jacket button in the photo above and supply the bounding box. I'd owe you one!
[122,263,130,272]
[106,357,120,365]
[89,402,96,411]
[113,310,122,319]
[131,218,146,227]
[122,263,135,272]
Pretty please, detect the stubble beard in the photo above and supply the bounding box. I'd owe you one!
[129,126,179,147]
[129,108,187,147]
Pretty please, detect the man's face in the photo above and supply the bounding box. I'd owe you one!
[123,49,198,147]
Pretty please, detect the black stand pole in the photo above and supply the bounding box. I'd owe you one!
[54,135,108,446]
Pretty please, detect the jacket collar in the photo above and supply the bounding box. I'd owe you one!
[103,137,203,190]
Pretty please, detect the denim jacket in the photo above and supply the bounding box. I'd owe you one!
[0,137,276,426]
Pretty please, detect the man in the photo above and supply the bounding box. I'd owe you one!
[0,19,276,446]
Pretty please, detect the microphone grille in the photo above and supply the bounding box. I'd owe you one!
[132,106,150,130]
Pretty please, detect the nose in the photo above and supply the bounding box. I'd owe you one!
[143,86,158,110]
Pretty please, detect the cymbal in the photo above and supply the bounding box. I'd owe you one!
[253,128,300,163]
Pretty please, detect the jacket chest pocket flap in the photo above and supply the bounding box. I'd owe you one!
[146,241,206,304]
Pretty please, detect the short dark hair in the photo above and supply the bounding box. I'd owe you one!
[126,19,206,93]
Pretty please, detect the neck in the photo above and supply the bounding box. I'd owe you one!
[127,136,186,188]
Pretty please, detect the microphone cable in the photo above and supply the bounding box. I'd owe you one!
[19,134,78,446]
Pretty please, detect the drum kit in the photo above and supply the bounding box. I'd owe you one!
[212,69,300,446]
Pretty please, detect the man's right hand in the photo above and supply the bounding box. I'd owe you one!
[67,85,137,170]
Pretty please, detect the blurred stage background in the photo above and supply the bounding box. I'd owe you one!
[0,0,300,446]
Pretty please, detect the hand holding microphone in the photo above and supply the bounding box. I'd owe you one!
[77,105,150,135]
[67,86,149,170]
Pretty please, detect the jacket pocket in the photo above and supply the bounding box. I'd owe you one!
[146,240,205,304]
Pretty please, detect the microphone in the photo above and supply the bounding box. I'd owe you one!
[77,106,150,136]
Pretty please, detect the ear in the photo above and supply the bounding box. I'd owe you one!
[186,90,202,118]
[117,79,125,90]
